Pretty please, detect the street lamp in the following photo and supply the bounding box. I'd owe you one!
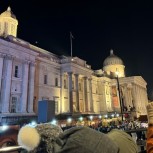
[115,71,124,121]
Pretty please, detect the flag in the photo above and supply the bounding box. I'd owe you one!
[70,32,74,57]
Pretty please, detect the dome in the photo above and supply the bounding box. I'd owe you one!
[103,50,124,66]
[0,7,16,19]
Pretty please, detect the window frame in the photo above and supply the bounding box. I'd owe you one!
[14,65,19,78]
[44,74,48,84]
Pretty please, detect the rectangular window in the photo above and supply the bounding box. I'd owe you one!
[10,97,17,113]
[54,97,59,113]
[14,65,18,77]
[55,78,58,86]
[44,75,47,84]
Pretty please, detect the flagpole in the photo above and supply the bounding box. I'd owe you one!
[70,32,73,57]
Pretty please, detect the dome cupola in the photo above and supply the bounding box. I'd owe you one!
[103,50,125,77]
[0,6,18,37]
[1,7,16,19]
[103,49,124,67]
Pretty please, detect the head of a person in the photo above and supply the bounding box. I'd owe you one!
[18,124,138,153]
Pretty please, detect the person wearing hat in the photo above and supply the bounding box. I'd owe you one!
[18,122,138,153]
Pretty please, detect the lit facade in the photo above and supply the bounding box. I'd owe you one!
[0,7,148,123]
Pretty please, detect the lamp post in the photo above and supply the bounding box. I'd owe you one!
[115,72,124,121]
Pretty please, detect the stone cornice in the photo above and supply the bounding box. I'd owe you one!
[0,38,39,57]
[30,62,36,67]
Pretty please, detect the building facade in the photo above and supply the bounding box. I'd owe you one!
[0,7,148,123]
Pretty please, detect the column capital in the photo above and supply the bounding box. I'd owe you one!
[30,62,36,67]
[74,73,79,77]
[23,60,30,65]
[127,83,132,89]
[67,72,73,76]
[83,76,88,80]
[88,77,92,81]
[5,55,14,60]
[0,53,5,58]
[60,72,65,76]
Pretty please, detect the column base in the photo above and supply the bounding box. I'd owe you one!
[21,111,27,113]
[27,111,35,114]
[1,111,10,113]
[83,111,95,114]
[73,111,82,115]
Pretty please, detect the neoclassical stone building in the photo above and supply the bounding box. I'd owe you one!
[0,7,148,123]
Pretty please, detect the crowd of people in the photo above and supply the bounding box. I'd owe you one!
[5,102,153,153]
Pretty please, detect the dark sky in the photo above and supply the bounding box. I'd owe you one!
[1,0,153,99]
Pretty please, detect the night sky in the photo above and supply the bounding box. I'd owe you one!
[1,0,153,100]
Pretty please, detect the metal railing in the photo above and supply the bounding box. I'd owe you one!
[0,146,24,152]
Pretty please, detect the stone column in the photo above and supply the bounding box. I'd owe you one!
[20,61,29,112]
[68,72,73,113]
[84,76,88,112]
[127,84,133,107]
[0,54,4,93]
[89,78,94,112]
[138,86,142,111]
[139,86,144,113]
[142,87,147,114]
[75,74,79,112]
[0,54,4,111]
[60,73,63,113]
[131,84,137,109]
[1,55,13,113]
[27,62,35,113]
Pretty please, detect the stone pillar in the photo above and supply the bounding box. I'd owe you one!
[128,84,133,107]
[0,54,4,93]
[89,78,94,112]
[20,61,29,112]
[0,54,4,111]
[142,87,147,114]
[60,73,63,113]
[68,72,73,113]
[84,76,88,112]
[75,74,79,112]
[27,62,35,113]
[1,55,13,113]
[131,84,137,109]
